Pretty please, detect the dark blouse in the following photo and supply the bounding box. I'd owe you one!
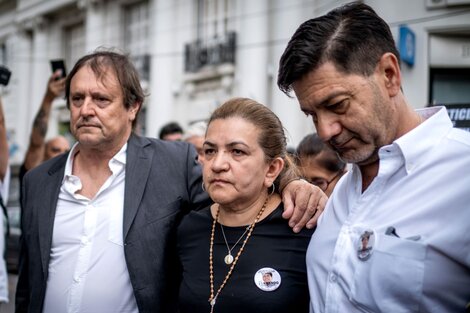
[177,203,314,313]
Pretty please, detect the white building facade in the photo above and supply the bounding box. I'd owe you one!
[1,0,470,166]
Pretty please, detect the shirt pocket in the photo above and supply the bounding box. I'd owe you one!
[350,233,426,313]
[108,204,124,246]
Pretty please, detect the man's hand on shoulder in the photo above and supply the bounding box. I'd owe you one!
[281,179,328,233]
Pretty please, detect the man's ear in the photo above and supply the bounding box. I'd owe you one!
[265,157,285,187]
[376,52,401,97]
[129,101,141,121]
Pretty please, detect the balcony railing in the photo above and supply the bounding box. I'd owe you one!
[184,31,236,73]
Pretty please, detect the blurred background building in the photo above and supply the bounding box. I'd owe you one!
[0,0,470,168]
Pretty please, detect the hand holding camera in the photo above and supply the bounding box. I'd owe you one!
[47,60,67,98]
[50,60,67,80]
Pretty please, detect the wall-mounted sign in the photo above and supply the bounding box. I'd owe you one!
[443,103,470,132]
[399,25,416,67]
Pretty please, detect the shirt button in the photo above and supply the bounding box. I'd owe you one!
[74,277,80,283]
[81,237,89,245]
[329,273,337,283]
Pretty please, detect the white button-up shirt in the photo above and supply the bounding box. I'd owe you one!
[43,143,138,313]
[307,107,470,313]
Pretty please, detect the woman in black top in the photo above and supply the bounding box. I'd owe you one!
[177,98,314,313]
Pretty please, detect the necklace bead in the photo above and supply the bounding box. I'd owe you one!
[208,196,269,311]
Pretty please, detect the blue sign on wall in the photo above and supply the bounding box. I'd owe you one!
[399,25,416,67]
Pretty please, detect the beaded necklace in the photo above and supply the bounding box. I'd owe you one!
[208,197,268,313]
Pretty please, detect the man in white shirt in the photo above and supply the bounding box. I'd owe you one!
[17,50,326,313]
[278,2,470,313]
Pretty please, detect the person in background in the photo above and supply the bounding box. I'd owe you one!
[17,50,326,313]
[296,133,346,196]
[177,98,312,313]
[182,121,207,161]
[0,95,9,306]
[43,136,70,161]
[20,70,70,182]
[286,146,297,159]
[158,121,184,141]
[278,2,470,312]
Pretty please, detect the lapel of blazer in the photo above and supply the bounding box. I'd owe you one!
[123,134,153,239]
[37,154,67,275]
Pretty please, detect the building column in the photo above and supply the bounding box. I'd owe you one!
[147,0,176,138]
[84,1,105,51]
[270,0,314,147]
[236,0,269,104]
[7,31,32,163]
[27,17,50,142]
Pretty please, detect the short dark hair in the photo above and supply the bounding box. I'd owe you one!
[65,49,145,129]
[278,2,400,95]
[296,133,346,173]
[158,122,184,139]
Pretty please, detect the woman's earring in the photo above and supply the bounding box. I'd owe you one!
[269,184,275,196]
[202,181,206,192]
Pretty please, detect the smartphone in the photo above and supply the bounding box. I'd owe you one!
[0,65,11,86]
[50,59,67,79]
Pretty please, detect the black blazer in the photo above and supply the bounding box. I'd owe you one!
[16,134,210,313]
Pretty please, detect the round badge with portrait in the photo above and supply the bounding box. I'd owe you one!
[254,267,281,291]
[357,229,375,261]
